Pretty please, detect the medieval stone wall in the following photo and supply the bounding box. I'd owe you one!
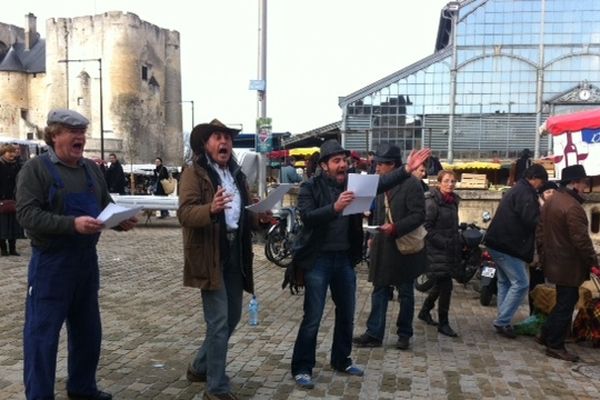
[0,12,182,164]
[46,11,182,164]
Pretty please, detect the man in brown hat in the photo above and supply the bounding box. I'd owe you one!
[289,139,430,389]
[178,119,264,400]
[537,164,598,362]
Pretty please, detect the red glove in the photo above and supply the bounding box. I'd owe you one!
[591,266,600,278]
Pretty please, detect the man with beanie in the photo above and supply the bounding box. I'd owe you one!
[289,139,430,389]
[537,165,598,362]
[484,163,548,338]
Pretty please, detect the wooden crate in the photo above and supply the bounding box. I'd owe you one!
[535,159,555,179]
[427,175,439,188]
[458,173,488,189]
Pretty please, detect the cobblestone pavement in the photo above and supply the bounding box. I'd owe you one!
[1,218,600,399]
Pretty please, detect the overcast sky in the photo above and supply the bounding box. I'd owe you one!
[4,0,451,134]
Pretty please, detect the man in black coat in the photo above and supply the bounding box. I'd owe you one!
[289,140,430,389]
[105,153,126,195]
[353,143,426,351]
[485,163,547,338]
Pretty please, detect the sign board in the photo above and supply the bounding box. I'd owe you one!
[249,80,266,91]
[256,117,272,153]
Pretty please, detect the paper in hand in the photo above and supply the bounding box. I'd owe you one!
[97,203,142,229]
[342,173,379,216]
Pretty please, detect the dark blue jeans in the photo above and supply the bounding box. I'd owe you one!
[366,281,415,341]
[291,252,356,376]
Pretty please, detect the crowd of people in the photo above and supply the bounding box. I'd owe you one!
[8,109,599,400]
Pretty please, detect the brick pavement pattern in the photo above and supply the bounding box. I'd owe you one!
[1,219,599,399]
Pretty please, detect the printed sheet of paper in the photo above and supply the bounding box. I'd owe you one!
[97,203,143,229]
[342,173,379,216]
[245,184,295,213]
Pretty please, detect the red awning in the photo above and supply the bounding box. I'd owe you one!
[267,149,289,159]
[545,108,600,135]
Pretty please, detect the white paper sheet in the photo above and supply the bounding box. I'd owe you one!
[342,173,379,216]
[363,225,381,234]
[245,183,295,213]
[97,203,143,229]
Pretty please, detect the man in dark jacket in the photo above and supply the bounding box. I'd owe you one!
[105,153,126,195]
[485,163,548,338]
[289,140,430,389]
[537,165,598,362]
[353,143,426,351]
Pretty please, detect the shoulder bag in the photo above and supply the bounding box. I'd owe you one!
[160,167,176,195]
[384,194,426,254]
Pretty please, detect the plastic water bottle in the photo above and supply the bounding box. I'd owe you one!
[248,295,259,326]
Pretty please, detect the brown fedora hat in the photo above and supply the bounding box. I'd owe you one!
[190,119,241,154]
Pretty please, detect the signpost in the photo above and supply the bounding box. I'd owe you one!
[256,117,272,153]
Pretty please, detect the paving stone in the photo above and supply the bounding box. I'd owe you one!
[1,221,599,399]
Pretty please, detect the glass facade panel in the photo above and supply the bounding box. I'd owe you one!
[342,0,600,159]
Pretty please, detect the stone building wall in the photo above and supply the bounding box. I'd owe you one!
[0,12,182,164]
[46,11,182,164]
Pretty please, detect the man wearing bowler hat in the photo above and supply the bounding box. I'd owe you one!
[289,139,430,389]
[178,119,266,400]
[537,164,598,362]
[353,143,426,351]
[17,108,137,399]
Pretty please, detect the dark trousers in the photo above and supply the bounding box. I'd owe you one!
[291,252,356,376]
[542,285,579,349]
[422,275,453,324]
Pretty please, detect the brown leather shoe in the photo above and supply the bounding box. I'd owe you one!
[187,363,207,382]
[545,347,580,362]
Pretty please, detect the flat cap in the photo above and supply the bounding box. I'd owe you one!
[47,109,89,129]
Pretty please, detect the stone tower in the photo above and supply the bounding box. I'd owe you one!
[0,12,183,164]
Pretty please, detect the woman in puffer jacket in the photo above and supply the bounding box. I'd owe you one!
[418,170,461,337]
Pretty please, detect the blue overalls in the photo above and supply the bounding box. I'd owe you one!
[24,155,102,399]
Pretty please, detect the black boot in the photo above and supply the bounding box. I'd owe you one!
[418,309,438,326]
[8,240,19,256]
[438,312,458,337]
[0,240,8,256]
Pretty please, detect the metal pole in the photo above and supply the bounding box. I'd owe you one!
[534,0,546,159]
[190,100,195,128]
[447,7,458,163]
[98,58,104,160]
[257,0,268,198]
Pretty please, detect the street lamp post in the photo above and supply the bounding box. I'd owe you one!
[58,58,105,159]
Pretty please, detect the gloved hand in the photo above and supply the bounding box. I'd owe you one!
[591,266,600,278]
[282,263,304,295]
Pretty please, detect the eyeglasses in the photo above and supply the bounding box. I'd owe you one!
[440,179,456,184]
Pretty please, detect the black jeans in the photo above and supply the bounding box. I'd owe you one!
[542,285,579,349]
[422,275,453,324]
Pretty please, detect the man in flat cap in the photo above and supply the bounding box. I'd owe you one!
[16,108,137,400]
[178,119,266,400]
[289,139,430,389]
[536,165,598,362]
